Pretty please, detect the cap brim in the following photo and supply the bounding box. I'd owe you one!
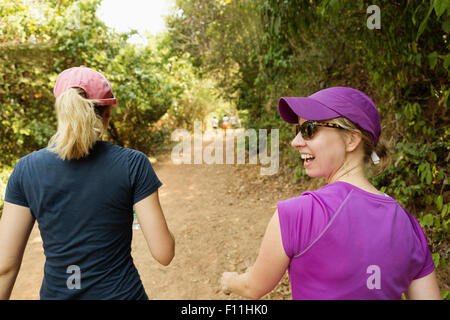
[278,97,341,123]
[95,98,118,106]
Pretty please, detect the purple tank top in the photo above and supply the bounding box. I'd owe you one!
[277,181,435,300]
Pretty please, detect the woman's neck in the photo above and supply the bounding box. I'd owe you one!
[327,162,384,196]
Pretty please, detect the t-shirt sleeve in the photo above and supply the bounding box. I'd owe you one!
[129,151,163,205]
[407,213,435,280]
[277,194,327,258]
[4,159,29,207]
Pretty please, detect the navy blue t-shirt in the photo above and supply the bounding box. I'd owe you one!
[4,141,162,299]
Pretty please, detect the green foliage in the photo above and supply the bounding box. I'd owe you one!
[0,0,122,166]
[442,289,450,300]
[0,166,13,214]
[0,0,233,218]
[0,0,210,163]
[105,41,179,153]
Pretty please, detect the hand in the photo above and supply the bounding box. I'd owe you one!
[220,272,238,295]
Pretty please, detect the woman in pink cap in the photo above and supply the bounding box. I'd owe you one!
[0,66,174,299]
[220,87,441,300]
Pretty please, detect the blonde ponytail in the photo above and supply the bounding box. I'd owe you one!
[47,88,106,160]
[370,138,391,176]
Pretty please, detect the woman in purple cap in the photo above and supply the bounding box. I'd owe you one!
[220,87,441,300]
[0,66,175,299]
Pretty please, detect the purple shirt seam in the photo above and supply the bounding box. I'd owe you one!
[292,189,354,259]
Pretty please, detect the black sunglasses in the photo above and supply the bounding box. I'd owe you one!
[295,120,344,140]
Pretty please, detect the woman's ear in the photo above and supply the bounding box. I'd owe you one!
[345,130,362,152]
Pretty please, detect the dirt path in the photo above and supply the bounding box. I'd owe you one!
[10,133,306,300]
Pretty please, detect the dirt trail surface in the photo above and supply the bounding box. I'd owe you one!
[10,135,307,300]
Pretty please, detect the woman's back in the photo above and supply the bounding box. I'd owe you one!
[5,141,162,299]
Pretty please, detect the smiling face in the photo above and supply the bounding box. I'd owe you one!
[291,117,351,182]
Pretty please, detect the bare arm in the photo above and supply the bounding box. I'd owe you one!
[0,202,35,300]
[134,190,175,266]
[405,270,442,300]
[220,210,290,299]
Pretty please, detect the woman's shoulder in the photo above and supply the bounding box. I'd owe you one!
[304,181,353,197]
[17,147,53,164]
[97,141,147,158]
[277,192,314,216]
[277,182,356,216]
[282,182,349,202]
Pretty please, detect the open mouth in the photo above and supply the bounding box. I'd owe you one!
[301,154,315,164]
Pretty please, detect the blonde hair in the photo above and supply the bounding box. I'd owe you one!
[48,88,108,160]
[328,117,391,176]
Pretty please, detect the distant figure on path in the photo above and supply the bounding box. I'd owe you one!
[222,115,229,130]
[212,117,219,130]
[230,115,237,129]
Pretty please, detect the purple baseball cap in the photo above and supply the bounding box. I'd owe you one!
[278,86,381,146]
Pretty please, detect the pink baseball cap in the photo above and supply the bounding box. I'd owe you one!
[278,87,381,146]
[53,66,117,106]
